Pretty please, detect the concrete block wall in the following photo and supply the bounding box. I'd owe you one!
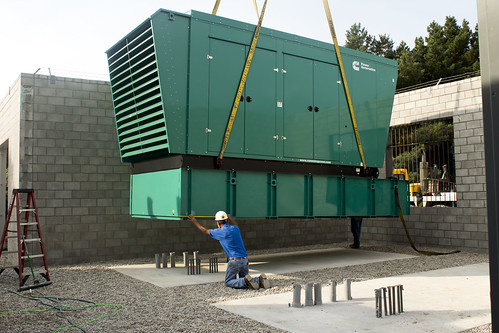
[0,74,348,265]
[0,73,487,265]
[363,77,488,250]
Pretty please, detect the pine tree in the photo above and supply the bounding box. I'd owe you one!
[345,23,372,52]
[343,16,479,90]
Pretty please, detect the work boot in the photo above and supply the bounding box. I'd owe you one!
[244,275,260,290]
[258,273,271,289]
[349,243,360,249]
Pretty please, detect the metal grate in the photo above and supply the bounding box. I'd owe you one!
[107,20,168,162]
[390,118,455,184]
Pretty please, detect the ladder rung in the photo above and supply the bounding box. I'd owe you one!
[19,223,38,226]
[21,254,44,259]
[19,209,36,213]
[6,235,18,238]
[22,238,41,243]
[1,250,18,254]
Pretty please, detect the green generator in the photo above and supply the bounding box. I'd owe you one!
[106,9,409,219]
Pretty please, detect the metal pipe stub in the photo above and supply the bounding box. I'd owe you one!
[314,283,322,305]
[209,257,219,273]
[329,279,337,302]
[155,253,161,269]
[305,282,314,306]
[187,258,201,275]
[170,252,176,268]
[375,285,404,318]
[375,288,382,318]
[162,253,168,269]
[397,285,404,313]
[344,278,352,300]
[292,284,301,307]
[382,287,388,316]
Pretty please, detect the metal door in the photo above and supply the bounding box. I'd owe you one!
[207,38,246,154]
[282,54,314,159]
[245,48,277,157]
[313,61,340,161]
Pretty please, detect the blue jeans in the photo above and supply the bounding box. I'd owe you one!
[224,259,258,288]
[351,217,363,247]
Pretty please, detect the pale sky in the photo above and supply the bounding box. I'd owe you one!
[0,0,478,97]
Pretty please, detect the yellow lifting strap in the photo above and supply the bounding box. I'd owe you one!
[322,0,366,168]
[211,0,221,15]
[216,0,268,166]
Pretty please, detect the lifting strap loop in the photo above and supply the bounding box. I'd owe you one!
[322,0,366,168]
[217,0,268,166]
[394,186,460,256]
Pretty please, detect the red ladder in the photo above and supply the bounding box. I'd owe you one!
[0,189,52,290]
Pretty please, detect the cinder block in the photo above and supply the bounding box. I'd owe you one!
[467,120,483,130]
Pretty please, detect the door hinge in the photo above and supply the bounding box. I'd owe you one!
[281,69,287,74]
[273,135,279,140]
[207,54,213,60]
[206,128,212,133]
[281,136,287,140]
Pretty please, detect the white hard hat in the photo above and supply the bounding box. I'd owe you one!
[215,211,228,221]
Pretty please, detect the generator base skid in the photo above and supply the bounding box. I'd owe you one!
[130,165,410,220]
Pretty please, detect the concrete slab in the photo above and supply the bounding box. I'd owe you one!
[214,263,491,333]
[112,248,415,288]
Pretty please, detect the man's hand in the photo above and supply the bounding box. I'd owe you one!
[188,215,209,235]
[227,214,238,226]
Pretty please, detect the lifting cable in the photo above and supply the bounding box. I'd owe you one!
[322,0,366,168]
[215,0,268,167]
[394,186,460,256]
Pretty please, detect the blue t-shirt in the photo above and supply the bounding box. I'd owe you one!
[209,224,247,258]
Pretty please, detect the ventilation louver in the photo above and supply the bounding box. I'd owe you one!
[107,20,168,162]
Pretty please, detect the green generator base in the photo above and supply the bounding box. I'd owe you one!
[130,169,410,220]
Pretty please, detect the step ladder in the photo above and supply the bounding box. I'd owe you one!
[0,189,52,290]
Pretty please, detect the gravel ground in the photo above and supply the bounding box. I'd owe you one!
[0,242,491,333]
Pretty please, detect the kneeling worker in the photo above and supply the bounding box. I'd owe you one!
[188,211,270,290]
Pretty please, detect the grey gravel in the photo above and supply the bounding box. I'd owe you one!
[0,242,491,332]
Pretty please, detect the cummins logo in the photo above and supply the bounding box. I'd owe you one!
[352,61,360,71]
[352,60,376,72]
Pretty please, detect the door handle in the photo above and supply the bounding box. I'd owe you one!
[314,106,319,112]
[307,106,313,112]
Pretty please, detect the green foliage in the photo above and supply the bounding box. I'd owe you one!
[392,120,454,183]
[344,16,479,89]
[345,23,372,52]
[393,144,425,183]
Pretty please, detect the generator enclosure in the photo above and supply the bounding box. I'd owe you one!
[130,167,409,219]
[106,9,409,219]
